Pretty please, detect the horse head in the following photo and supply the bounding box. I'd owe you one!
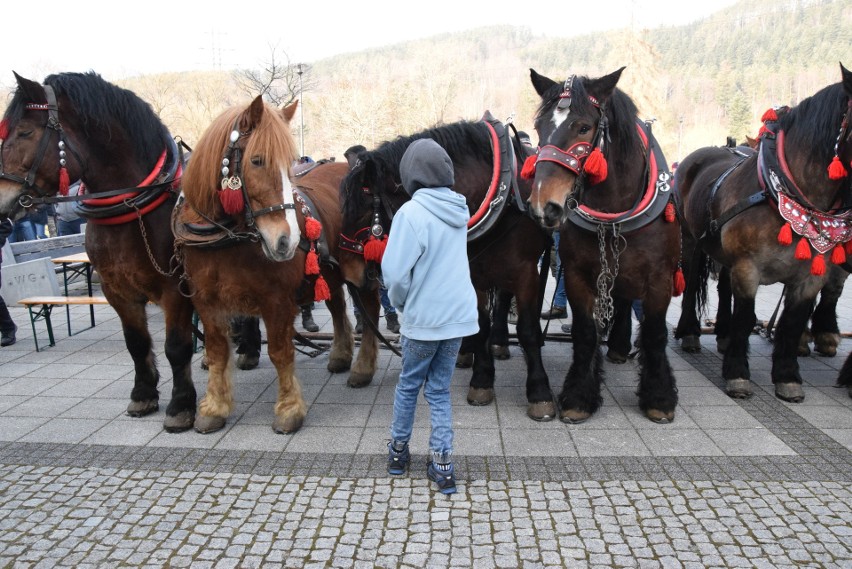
[181,96,302,262]
[526,67,626,230]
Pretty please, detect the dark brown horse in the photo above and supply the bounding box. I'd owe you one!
[174,96,377,433]
[339,116,556,421]
[676,63,852,402]
[0,71,197,431]
[526,68,681,423]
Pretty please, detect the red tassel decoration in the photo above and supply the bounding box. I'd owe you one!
[794,237,812,260]
[584,147,608,184]
[305,217,322,241]
[831,244,846,265]
[664,203,676,223]
[0,119,8,140]
[811,254,826,276]
[219,188,244,215]
[673,268,686,297]
[846,240,852,255]
[761,108,778,122]
[58,166,70,196]
[314,275,331,302]
[520,154,537,180]
[305,249,320,275]
[828,156,848,180]
[364,236,387,263]
[777,223,793,246]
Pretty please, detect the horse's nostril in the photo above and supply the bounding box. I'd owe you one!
[276,235,290,254]
[543,202,563,226]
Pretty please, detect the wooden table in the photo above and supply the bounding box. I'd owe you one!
[52,252,97,336]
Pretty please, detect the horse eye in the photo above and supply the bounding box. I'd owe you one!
[251,156,263,166]
[578,125,591,135]
[18,129,33,138]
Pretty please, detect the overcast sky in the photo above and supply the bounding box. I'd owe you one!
[2,0,739,82]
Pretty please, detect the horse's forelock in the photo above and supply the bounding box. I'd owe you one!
[183,107,242,216]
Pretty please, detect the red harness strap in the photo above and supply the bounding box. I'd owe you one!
[467,120,502,229]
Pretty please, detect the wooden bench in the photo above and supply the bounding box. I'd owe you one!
[18,295,110,351]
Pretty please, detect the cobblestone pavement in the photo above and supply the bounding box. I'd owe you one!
[0,281,851,567]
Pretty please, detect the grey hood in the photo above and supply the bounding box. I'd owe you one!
[399,139,455,195]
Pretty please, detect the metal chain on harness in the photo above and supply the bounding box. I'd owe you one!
[594,223,625,335]
[131,199,181,278]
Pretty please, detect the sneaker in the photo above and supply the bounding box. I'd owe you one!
[1,324,17,347]
[387,441,410,475]
[427,461,457,495]
[540,306,568,320]
[385,312,400,334]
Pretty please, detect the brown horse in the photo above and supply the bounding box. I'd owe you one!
[174,96,376,433]
[675,63,852,402]
[0,71,197,432]
[526,68,681,423]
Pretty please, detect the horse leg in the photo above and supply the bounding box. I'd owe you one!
[467,302,496,406]
[722,270,758,399]
[605,298,633,364]
[514,285,555,421]
[636,304,678,423]
[456,335,475,368]
[771,292,814,403]
[265,303,306,433]
[674,243,706,353]
[325,285,355,373]
[195,313,234,433]
[161,294,198,432]
[559,305,603,423]
[715,266,733,353]
[347,286,379,387]
[490,290,512,360]
[809,271,846,357]
[110,297,160,418]
[234,316,262,370]
[835,353,852,398]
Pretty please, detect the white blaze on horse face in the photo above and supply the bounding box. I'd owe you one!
[551,106,570,131]
[281,168,301,258]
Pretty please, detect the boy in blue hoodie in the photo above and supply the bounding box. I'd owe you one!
[381,139,479,495]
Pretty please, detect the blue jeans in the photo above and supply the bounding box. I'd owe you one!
[553,232,566,309]
[57,218,84,236]
[390,336,462,462]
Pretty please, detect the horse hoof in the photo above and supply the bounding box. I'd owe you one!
[775,382,805,403]
[680,336,701,353]
[200,353,209,370]
[347,372,373,388]
[163,411,195,433]
[237,353,260,370]
[327,357,352,374]
[716,337,730,354]
[273,415,304,434]
[797,343,811,357]
[527,401,556,422]
[606,349,627,364]
[126,399,159,417]
[467,387,494,406]
[726,379,753,399]
[456,353,474,368]
[560,408,592,424]
[194,415,226,434]
[645,409,674,424]
[813,334,839,357]
[491,344,510,360]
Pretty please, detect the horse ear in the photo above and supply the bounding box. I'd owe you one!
[586,66,626,105]
[281,100,298,123]
[246,95,265,131]
[530,69,558,98]
[841,62,852,96]
[13,71,46,103]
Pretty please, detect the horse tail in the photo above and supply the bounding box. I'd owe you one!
[694,250,713,317]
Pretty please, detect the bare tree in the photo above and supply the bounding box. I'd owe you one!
[232,43,314,106]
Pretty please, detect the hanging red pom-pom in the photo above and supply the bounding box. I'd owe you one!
[811,254,826,276]
[831,244,846,265]
[777,223,793,246]
[673,268,686,297]
[305,217,323,241]
[314,275,331,302]
[0,120,8,140]
[828,156,848,180]
[305,249,320,275]
[218,188,244,215]
[761,108,778,122]
[364,235,387,263]
[664,203,676,223]
[584,146,608,184]
[520,154,537,180]
[794,237,812,260]
[58,166,70,196]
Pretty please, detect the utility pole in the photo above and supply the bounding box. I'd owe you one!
[297,63,305,157]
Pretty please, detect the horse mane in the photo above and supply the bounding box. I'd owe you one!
[3,71,169,166]
[534,74,641,163]
[779,81,847,166]
[182,101,299,219]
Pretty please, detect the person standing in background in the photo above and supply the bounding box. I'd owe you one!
[55,181,85,236]
[0,217,18,347]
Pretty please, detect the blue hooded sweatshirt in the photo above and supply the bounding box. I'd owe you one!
[381,140,479,341]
